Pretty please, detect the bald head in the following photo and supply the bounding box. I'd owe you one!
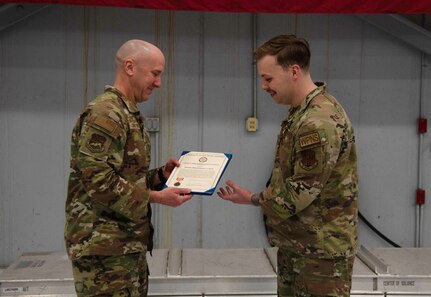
[113,39,165,104]
[115,39,163,71]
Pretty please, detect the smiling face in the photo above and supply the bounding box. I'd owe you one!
[257,55,296,105]
[129,50,165,103]
[254,35,313,107]
[114,40,165,105]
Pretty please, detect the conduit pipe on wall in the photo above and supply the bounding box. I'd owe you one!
[415,15,427,248]
[252,13,258,118]
[153,11,177,249]
[153,131,160,247]
[82,7,90,106]
[416,50,426,248]
[153,10,162,249]
[196,12,205,248]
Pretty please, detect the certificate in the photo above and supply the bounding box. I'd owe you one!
[165,151,232,195]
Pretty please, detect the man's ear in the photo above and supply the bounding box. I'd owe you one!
[291,64,300,77]
[124,59,134,76]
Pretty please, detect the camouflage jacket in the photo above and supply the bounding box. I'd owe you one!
[260,82,358,259]
[65,86,157,260]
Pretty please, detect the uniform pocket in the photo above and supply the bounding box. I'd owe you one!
[292,257,353,296]
[72,254,140,296]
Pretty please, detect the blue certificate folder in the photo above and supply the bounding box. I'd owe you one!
[164,151,232,196]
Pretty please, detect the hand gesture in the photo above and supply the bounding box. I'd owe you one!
[217,180,253,205]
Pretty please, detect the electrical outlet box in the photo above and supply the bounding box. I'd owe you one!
[145,117,160,132]
[246,117,258,132]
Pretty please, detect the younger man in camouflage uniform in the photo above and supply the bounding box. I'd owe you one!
[217,35,358,297]
[65,40,192,297]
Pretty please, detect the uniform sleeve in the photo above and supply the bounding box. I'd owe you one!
[76,112,150,223]
[260,116,342,225]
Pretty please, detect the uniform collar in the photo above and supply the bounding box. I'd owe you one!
[297,81,326,114]
[104,85,140,114]
[284,82,326,125]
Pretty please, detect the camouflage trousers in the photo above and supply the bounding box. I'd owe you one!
[71,252,148,297]
[277,248,355,297]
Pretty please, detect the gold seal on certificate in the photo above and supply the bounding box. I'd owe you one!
[165,151,232,195]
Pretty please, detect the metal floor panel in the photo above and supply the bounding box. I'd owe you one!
[180,248,275,276]
[0,252,72,283]
[149,248,277,295]
[352,258,378,292]
[370,248,431,294]
[1,247,430,296]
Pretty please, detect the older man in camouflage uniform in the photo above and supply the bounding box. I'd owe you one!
[65,40,192,297]
[218,35,358,297]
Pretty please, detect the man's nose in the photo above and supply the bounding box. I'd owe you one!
[154,78,162,88]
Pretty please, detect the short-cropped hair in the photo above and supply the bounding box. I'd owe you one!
[254,34,311,70]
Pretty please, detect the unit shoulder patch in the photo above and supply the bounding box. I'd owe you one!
[87,133,108,153]
[300,150,318,170]
[80,126,113,158]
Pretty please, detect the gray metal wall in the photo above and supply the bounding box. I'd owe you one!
[1,5,430,266]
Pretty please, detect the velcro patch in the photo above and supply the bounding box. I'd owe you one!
[89,116,120,137]
[80,126,113,159]
[299,131,321,148]
[300,150,317,170]
[87,133,107,153]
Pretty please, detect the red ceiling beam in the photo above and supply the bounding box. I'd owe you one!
[2,0,431,13]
